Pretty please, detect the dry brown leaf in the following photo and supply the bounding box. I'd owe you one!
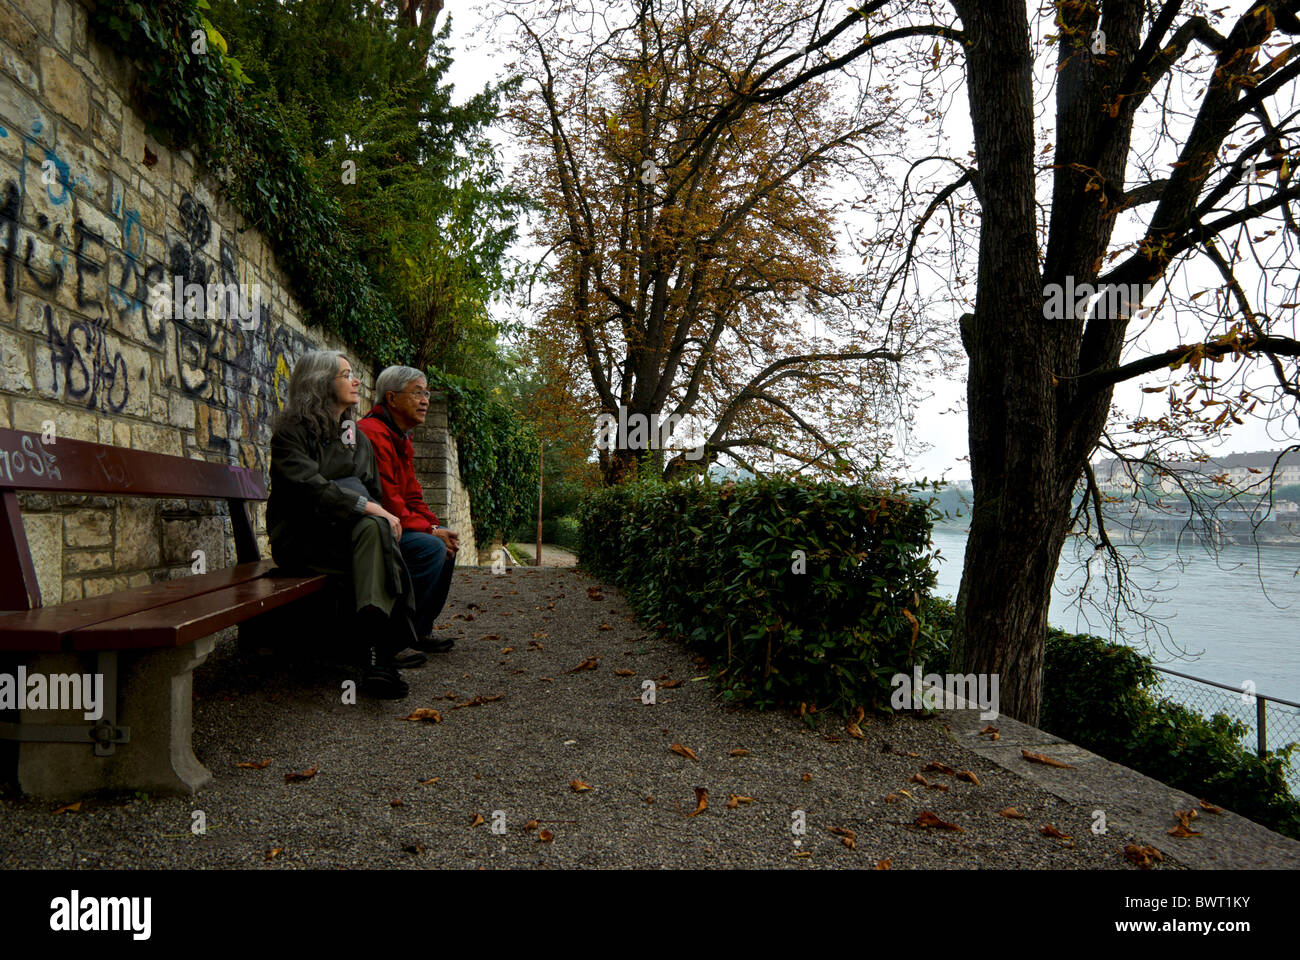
[1198,799,1224,814]
[684,787,708,817]
[470,813,485,828]
[1123,844,1164,869]
[827,826,856,840]
[885,793,900,803]
[841,836,857,850]
[924,761,956,775]
[285,763,318,783]
[532,632,549,639]
[927,782,950,792]
[846,721,865,739]
[390,799,403,807]
[896,788,914,799]
[399,708,443,723]
[586,587,604,600]
[999,807,1026,819]
[801,773,813,782]
[908,773,931,787]
[1168,822,1203,838]
[726,794,756,809]
[52,802,82,815]
[599,623,613,630]
[1021,749,1074,769]
[659,678,684,689]
[528,640,543,651]
[913,811,964,832]
[418,777,440,785]
[956,770,981,786]
[793,850,812,858]
[728,748,751,757]
[670,743,699,762]
[267,847,283,860]
[1040,824,1072,840]
[235,758,272,770]
[979,725,998,735]
[613,668,636,677]
[875,858,892,870]
[570,779,593,792]
[855,706,866,725]
[501,647,514,655]
[903,751,920,758]
[523,819,539,831]
[645,796,654,804]
[478,634,502,642]
[568,657,601,673]
[538,829,554,842]
[1174,808,1200,828]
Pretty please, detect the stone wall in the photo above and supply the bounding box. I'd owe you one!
[0,0,478,607]
[413,394,478,566]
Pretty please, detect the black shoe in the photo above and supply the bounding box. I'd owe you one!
[361,664,409,699]
[413,635,455,653]
[393,647,428,668]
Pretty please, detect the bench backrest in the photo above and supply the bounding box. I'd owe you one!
[0,429,266,611]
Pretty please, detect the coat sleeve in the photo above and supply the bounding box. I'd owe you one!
[407,474,441,528]
[271,424,369,521]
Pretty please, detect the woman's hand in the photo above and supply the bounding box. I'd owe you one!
[364,500,402,540]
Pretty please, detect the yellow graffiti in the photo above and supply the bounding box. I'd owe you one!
[273,353,291,409]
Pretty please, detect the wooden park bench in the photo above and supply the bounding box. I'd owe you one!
[0,427,326,799]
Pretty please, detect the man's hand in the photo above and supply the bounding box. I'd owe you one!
[431,527,459,555]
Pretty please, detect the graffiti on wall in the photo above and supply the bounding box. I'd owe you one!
[0,117,315,475]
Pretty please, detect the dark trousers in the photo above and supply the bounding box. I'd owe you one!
[399,530,456,639]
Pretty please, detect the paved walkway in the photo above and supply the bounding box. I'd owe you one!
[1,566,1296,869]
[505,543,578,567]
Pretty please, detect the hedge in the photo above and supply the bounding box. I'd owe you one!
[577,477,944,716]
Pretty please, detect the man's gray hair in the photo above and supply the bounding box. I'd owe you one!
[375,366,427,404]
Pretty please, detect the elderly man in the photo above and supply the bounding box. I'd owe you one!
[358,366,460,654]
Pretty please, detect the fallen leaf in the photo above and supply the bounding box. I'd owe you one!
[570,779,593,792]
[645,796,654,804]
[670,743,699,762]
[390,799,404,807]
[855,706,866,725]
[399,708,443,723]
[1174,808,1200,828]
[52,802,82,815]
[926,782,950,792]
[568,657,601,672]
[885,793,900,802]
[801,773,813,782]
[528,640,543,651]
[979,725,998,735]
[685,787,708,817]
[1198,799,1224,814]
[599,623,613,631]
[613,668,636,677]
[1167,822,1203,838]
[1021,749,1074,769]
[501,647,514,654]
[470,813,485,828]
[729,748,750,757]
[267,847,283,860]
[532,632,549,639]
[793,850,812,858]
[913,811,963,832]
[903,751,921,758]
[896,788,914,799]
[285,763,318,783]
[538,829,554,842]
[727,794,756,808]
[1123,844,1164,869]
[841,836,857,850]
[876,858,892,870]
[828,826,856,840]
[1040,824,1072,840]
[924,761,956,775]
[235,758,272,770]
[908,773,931,787]
[418,777,440,785]
[478,634,502,642]
[523,819,539,831]
[846,721,865,739]
[999,807,1026,819]
[956,770,981,786]
[402,842,425,854]
[659,678,684,689]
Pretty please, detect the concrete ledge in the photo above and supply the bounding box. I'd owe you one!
[939,700,1300,869]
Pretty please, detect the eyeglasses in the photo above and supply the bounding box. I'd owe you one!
[336,371,360,382]
[400,389,431,400]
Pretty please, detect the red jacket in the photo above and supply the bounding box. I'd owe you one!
[357,403,441,534]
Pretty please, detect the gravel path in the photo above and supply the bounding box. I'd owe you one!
[0,567,1186,869]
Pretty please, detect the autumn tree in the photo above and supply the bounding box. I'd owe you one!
[694,0,1300,723]
[498,0,949,484]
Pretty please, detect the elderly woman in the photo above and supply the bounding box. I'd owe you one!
[266,350,420,699]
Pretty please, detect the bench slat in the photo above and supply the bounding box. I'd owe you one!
[68,575,329,651]
[0,562,279,651]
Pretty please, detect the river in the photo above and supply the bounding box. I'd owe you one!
[926,529,1300,748]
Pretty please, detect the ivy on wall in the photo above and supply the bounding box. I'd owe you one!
[89,0,409,365]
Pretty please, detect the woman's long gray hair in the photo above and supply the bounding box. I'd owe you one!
[274,349,353,442]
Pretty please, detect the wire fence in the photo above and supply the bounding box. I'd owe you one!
[1150,666,1300,794]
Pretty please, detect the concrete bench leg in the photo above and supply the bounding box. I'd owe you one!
[8,638,215,799]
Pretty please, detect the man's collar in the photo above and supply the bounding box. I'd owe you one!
[364,402,410,437]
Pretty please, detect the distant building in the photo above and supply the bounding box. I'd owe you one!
[1090,448,1300,495]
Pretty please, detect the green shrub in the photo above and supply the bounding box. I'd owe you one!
[578,477,944,717]
[923,597,1300,839]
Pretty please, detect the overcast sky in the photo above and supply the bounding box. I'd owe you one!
[436,2,1297,483]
